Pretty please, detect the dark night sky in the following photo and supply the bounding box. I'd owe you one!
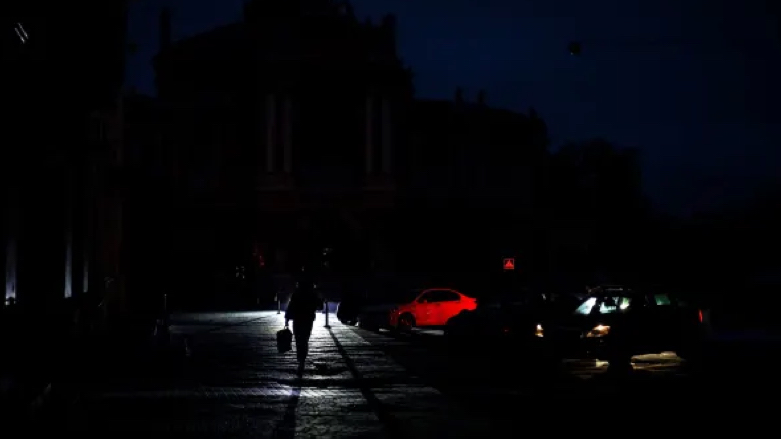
[127,0,781,216]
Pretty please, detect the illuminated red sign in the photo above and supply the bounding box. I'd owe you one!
[503,258,515,270]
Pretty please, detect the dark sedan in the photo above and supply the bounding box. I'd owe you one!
[542,286,703,369]
[445,292,550,350]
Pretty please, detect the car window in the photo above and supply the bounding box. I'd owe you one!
[574,297,597,315]
[574,295,636,314]
[392,289,422,304]
[427,290,460,302]
[654,293,673,306]
[599,295,633,313]
[416,291,431,303]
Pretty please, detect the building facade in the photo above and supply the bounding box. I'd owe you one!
[396,90,550,288]
[153,0,413,306]
[150,1,551,304]
[2,1,130,327]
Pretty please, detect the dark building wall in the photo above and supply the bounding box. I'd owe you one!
[151,3,410,308]
[394,95,549,284]
[153,2,409,191]
[148,2,548,302]
[3,1,129,315]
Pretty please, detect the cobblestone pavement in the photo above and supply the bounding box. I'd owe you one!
[355,325,781,434]
[48,311,781,437]
[355,326,694,415]
[59,311,510,438]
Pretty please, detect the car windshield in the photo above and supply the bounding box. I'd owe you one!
[574,295,635,315]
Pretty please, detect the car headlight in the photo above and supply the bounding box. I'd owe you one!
[535,323,544,337]
[586,324,610,338]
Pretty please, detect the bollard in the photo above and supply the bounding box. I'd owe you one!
[324,301,330,327]
[163,293,169,326]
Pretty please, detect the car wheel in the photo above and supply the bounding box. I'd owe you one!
[398,313,415,332]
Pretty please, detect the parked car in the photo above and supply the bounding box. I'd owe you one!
[354,289,423,331]
[336,297,362,326]
[445,291,554,353]
[388,288,477,331]
[542,286,704,369]
[356,296,400,331]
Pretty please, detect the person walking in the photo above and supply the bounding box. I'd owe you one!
[285,266,321,367]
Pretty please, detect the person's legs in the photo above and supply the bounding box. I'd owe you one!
[293,320,305,363]
[293,319,314,363]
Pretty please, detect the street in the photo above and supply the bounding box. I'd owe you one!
[46,311,777,437]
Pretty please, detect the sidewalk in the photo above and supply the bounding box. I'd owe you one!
[1,305,179,433]
[0,304,70,424]
[61,311,508,438]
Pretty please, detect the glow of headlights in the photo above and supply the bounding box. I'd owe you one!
[535,323,544,337]
[586,324,610,337]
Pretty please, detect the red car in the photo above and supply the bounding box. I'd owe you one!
[389,288,477,330]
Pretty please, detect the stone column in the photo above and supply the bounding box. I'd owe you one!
[365,95,374,174]
[381,97,392,174]
[83,160,94,295]
[64,193,73,299]
[265,94,277,173]
[4,200,17,304]
[82,243,90,294]
[283,95,292,174]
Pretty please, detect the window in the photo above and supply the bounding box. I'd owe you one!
[574,297,596,315]
[427,290,460,302]
[574,296,635,315]
[654,294,672,306]
[401,289,423,303]
[599,296,633,313]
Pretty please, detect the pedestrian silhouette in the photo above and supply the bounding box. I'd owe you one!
[285,266,322,369]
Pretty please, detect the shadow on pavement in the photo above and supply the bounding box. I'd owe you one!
[273,385,301,439]
[327,327,402,439]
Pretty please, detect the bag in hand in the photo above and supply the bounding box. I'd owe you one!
[276,327,293,353]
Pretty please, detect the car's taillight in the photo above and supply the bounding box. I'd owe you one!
[698,309,703,323]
